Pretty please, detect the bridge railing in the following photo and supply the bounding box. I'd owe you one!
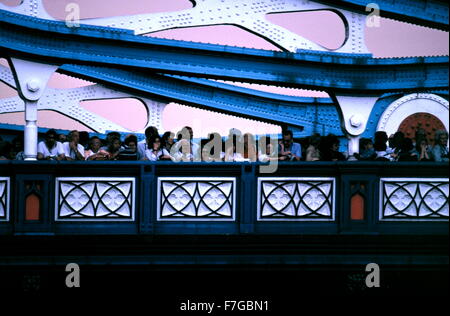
[0,161,448,235]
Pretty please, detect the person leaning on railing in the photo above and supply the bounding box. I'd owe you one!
[258,136,278,162]
[374,131,396,161]
[117,134,139,161]
[143,136,171,161]
[319,134,346,161]
[432,130,449,162]
[279,130,302,161]
[37,129,65,161]
[62,130,85,161]
[85,136,109,161]
[305,133,321,162]
[412,136,432,162]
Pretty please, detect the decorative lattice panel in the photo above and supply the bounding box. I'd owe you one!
[258,178,335,221]
[380,178,449,221]
[0,178,10,222]
[157,178,236,221]
[55,178,135,221]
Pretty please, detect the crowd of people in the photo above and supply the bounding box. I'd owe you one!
[0,126,448,163]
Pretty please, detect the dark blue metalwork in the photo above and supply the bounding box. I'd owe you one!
[0,10,448,95]
[59,64,341,135]
[317,0,449,31]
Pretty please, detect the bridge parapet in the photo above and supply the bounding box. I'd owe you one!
[0,161,447,236]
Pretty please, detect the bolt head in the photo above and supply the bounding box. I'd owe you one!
[350,115,363,128]
[27,79,40,92]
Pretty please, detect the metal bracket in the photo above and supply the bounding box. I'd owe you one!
[0,65,166,133]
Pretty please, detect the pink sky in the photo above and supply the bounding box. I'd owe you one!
[0,0,448,136]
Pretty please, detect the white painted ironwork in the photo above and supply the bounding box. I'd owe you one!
[0,0,53,20]
[377,93,449,142]
[157,177,236,221]
[55,177,136,221]
[84,0,369,53]
[257,177,336,221]
[335,95,379,136]
[0,0,369,54]
[0,65,166,133]
[380,178,449,221]
[7,58,59,160]
[0,177,10,222]
[335,95,379,158]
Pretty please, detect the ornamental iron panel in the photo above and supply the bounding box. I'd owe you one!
[0,177,10,222]
[55,177,135,221]
[258,177,335,221]
[380,178,449,221]
[157,177,236,221]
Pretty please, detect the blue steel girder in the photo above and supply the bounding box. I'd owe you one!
[316,0,449,31]
[0,10,448,95]
[57,64,341,136]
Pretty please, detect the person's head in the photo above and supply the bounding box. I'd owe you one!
[45,129,58,148]
[184,126,193,140]
[415,128,427,142]
[400,138,414,152]
[392,131,405,148]
[330,137,340,152]
[415,137,428,152]
[149,136,162,151]
[177,126,194,142]
[106,132,121,145]
[79,131,90,146]
[374,131,388,151]
[435,130,449,146]
[375,131,388,143]
[108,136,122,153]
[309,133,321,148]
[282,130,294,147]
[124,134,138,151]
[360,138,373,151]
[11,136,23,152]
[58,133,67,143]
[162,131,175,146]
[89,136,102,152]
[0,141,12,159]
[68,130,80,144]
[145,126,159,140]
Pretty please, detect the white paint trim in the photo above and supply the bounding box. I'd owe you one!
[257,177,336,222]
[0,177,10,222]
[157,177,237,222]
[54,177,136,222]
[379,177,449,222]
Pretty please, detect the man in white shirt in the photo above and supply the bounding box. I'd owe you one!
[63,130,85,161]
[137,126,159,159]
[37,129,65,160]
[170,126,200,162]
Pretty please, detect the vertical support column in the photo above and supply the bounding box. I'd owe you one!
[24,100,38,160]
[8,58,59,161]
[347,135,360,161]
[140,164,154,234]
[240,164,255,234]
[334,95,379,160]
